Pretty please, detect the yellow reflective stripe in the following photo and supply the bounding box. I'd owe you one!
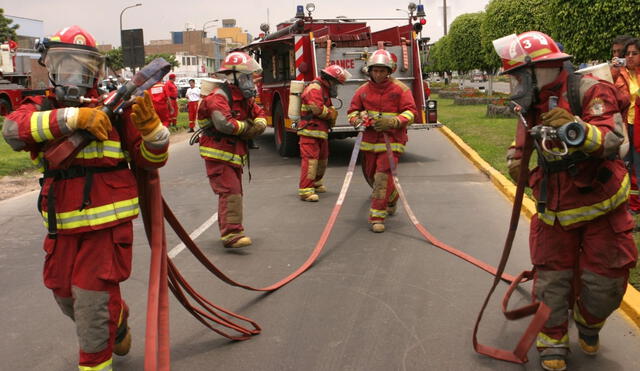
[30,111,53,142]
[79,358,112,371]
[221,232,243,243]
[32,153,45,172]
[369,208,387,218]
[297,129,328,139]
[301,104,313,111]
[298,187,315,196]
[234,120,247,135]
[42,198,139,230]
[579,124,602,153]
[536,332,569,348]
[198,118,212,127]
[141,142,168,163]
[360,141,405,153]
[538,174,629,227]
[254,117,267,126]
[631,189,639,196]
[573,303,606,329]
[75,140,125,160]
[199,146,246,166]
[529,48,553,59]
[318,105,330,119]
[347,111,360,119]
[399,110,415,123]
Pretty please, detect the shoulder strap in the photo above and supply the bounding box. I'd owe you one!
[567,72,583,117]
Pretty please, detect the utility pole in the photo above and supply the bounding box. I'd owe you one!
[443,0,447,36]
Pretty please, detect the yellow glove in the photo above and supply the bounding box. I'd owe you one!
[309,104,322,116]
[328,107,338,126]
[131,91,162,137]
[71,107,113,141]
[506,147,521,183]
[373,116,400,132]
[240,120,267,140]
[541,107,575,128]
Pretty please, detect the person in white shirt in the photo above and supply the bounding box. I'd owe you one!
[185,79,201,132]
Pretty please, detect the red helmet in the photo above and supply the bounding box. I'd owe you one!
[321,65,352,84]
[367,49,397,73]
[41,26,104,89]
[218,51,262,74]
[493,31,571,74]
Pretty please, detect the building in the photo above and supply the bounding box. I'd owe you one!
[217,19,251,51]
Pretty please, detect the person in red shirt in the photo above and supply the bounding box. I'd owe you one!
[347,49,418,233]
[197,52,267,248]
[297,64,351,201]
[2,26,170,371]
[149,80,171,126]
[498,31,636,371]
[164,73,179,126]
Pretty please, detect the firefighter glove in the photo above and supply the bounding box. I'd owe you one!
[309,104,323,116]
[506,147,521,183]
[131,91,169,144]
[328,107,338,126]
[373,116,400,132]
[541,107,575,128]
[71,107,113,141]
[241,119,267,140]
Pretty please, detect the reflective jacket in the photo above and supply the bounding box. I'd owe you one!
[512,70,630,228]
[2,95,169,234]
[164,80,179,100]
[298,77,334,139]
[347,77,417,153]
[197,83,266,168]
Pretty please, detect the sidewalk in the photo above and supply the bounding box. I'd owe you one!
[438,125,640,330]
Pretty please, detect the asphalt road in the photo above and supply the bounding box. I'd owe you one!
[1,128,639,370]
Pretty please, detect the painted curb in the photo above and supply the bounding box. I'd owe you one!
[437,125,640,330]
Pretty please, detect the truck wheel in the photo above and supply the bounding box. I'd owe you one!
[0,97,11,116]
[273,102,299,157]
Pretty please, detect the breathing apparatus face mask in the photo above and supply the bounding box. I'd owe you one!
[508,68,537,114]
[44,46,104,106]
[235,72,256,98]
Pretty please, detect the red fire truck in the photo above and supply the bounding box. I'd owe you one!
[243,3,439,157]
[0,41,49,116]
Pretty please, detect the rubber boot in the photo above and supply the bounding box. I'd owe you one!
[386,203,397,216]
[370,223,385,233]
[539,349,568,371]
[113,304,131,356]
[300,193,319,202]
[315,185,327,193]
[578,333,599,355]
[228,236,252,248]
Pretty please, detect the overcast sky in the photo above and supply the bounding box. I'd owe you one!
[4,0,490,47]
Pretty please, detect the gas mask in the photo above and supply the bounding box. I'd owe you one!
[328,81,338,98]
[235,73,257,98]
[43,46,103,106]
[508,68,537,113]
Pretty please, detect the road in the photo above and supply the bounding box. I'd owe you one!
[1,128,639,370]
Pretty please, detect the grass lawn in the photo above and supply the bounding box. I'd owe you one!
[436,94,640,290]
[0,112,190,177]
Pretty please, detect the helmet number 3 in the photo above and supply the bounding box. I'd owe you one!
[522,39,532,49]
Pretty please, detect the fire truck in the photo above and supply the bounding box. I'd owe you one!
[243,3,439,157]
[0,41,49,116]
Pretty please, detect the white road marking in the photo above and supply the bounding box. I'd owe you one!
[167,213,218,259]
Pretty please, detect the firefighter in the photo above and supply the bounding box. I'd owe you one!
[197,51,267,248]
[165,73,179,126]
[1,26,170,370]
[347,49,418,233]
[297,64,351,201]
[149,79,171,126]
[496,31,637,371]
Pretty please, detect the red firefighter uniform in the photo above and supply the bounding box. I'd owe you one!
[510,69,637,355]
[347,77,417,225]
[164,75,179,126]
[2,94,169,369]
[197,83,267,247]
[150,81,171,126]
[297,77,337,200]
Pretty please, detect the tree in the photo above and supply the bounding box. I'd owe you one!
[0,8,19,43]
[546,0,640,63]
[103,47,124,72]
[145,53,179,69]
[447,12,489,74]
[480,0,551,72]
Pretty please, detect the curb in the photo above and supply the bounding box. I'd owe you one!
[437,125,640,330]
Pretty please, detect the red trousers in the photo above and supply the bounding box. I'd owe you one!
[362,151,400,223]
[205,160,245,246]
[188,101,199,129]
[530,206,637,348]
[153,103,170,127]
[43,222,133,368]
[169,99,179,125]
[298,135,329,197]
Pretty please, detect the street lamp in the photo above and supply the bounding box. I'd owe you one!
[120,3,142,34]
[202,19,219,37]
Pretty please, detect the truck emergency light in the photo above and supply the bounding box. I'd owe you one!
[416,4,426,18]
